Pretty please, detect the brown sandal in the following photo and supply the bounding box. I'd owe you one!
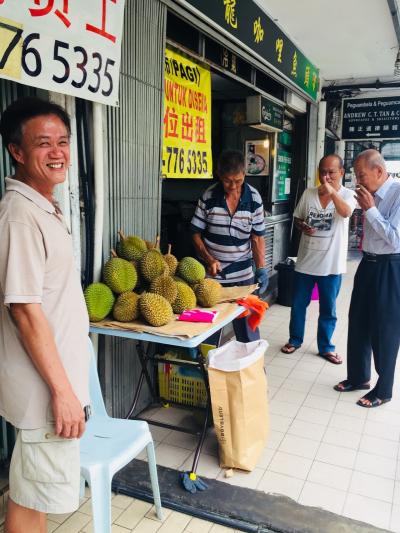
[318,352,343,365]
[281,343,301,354]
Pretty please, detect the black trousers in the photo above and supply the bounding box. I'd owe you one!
[347,254,400,399]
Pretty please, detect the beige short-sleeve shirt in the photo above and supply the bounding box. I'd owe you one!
[0,177,90,429]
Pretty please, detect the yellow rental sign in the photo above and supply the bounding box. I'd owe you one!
[162,48,212,179]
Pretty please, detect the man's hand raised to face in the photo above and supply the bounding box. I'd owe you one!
[355,183,375,211]
[318,174,335,197]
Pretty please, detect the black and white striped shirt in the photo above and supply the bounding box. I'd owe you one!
[190,182,266,284]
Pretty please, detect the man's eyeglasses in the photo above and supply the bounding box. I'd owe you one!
[320,169,339,177]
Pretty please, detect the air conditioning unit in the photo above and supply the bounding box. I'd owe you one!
[285,90,307,114]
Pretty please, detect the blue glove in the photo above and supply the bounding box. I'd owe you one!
[181,471,208,493]
[254,267,269,294]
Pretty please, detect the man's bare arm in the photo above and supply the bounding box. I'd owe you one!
[192,232,221,276]
[251,234,265,268]
[329,189,352,217]
[319,176,352,217]
[10,303,85,439]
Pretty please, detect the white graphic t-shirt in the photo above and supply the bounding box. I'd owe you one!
[294,186,357,276]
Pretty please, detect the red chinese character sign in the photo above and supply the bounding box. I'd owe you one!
[162,49,212,179]
[0,0,125,106]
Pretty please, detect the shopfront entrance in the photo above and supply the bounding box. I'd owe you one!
[160,8,312,299]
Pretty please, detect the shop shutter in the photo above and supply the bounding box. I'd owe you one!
[100,0,167,417]
[264,224,274,274]
[0,79,36,198]
[0,80,38,467]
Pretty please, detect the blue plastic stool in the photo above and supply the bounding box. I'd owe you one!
[80,340,163,532]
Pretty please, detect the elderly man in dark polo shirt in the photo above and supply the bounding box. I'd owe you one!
[191,149,269,342]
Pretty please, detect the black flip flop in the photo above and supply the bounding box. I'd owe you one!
[333,379,370,392]
[357,391,391,408]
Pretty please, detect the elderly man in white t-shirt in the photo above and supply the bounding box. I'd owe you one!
[281,155,356,364]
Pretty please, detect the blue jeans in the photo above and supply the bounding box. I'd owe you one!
[289,272,342,354]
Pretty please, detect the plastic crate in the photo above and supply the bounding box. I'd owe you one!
[158,364,207,407]
[157,344,214,408]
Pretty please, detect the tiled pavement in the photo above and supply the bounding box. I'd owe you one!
[0,488,240,533]
[2,255,400,532]
[44,492,242,533]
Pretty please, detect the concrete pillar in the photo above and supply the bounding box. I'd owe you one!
[315,101,327,185]
[307,103,318,188]
[335,140,345,160]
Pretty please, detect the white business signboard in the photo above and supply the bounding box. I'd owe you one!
[0,0,126,106]
[342,97,400,140]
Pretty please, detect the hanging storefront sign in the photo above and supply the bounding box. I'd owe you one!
[0,0,125,106]
[342,97,400,140]
[247,95,284,132]
[162,48,212,179]
[177,0,319,101]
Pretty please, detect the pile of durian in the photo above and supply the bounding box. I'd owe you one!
[84,231,222,327]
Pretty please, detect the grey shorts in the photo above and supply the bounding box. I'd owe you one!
[9,424,80,514]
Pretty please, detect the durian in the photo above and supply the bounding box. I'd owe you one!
[139,293,173,326]
[140,249,167,282]
[164,244,178,276]
[116,230,147,262]
[195,279,222,307]
[84,282,115,322]
[113,292,140,322]
[177,257,206,285]
[103,254,137,294]
[150,275,178,303]
[172,281,196,314]
[173,275,189,285]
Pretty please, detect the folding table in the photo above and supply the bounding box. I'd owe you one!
[90,304,245,477]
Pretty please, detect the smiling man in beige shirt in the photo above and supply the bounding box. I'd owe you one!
[0,97,90,533]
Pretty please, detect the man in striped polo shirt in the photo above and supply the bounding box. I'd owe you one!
[191,149,268,342]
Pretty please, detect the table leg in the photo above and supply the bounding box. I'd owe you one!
[191,353,212,474]
[124,340,215,479]
[124,340,158,420]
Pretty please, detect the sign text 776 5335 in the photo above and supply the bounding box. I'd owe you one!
[0,0,126,106]
[162,48,213,179]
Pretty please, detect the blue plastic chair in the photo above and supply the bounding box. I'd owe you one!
[80,340,163,532]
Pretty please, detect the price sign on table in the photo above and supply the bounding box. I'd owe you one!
[0,0,125,106]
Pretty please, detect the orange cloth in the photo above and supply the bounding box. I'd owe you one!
[236,295,269,331]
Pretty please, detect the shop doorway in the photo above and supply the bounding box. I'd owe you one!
[161,69,273,260]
